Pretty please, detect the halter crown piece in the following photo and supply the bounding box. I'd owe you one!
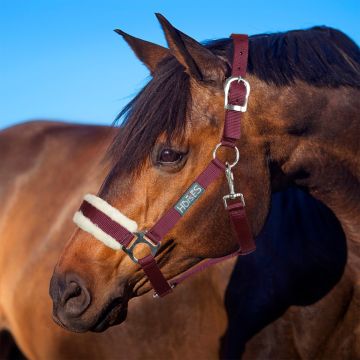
[73,35,256,297]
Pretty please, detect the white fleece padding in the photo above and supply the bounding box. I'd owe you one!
[83,194,138,233]
[73,211,122,250]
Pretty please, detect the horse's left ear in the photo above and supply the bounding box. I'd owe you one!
[114,29,170,75]
[155,13,228,85]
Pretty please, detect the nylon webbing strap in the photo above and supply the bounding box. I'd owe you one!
[80,201,133,247]
[223,34,249,142]
[147,159,224,244]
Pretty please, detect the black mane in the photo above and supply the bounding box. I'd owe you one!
[213,26,360,87]
[109,26,360,173]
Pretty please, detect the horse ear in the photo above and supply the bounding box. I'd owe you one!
[114,29,170,74]
[155,13,227,84]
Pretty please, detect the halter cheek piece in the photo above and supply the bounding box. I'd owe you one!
[73,34,256,298]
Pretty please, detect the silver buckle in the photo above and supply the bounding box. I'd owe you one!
[123,232,160,264]
[224,76,250,112]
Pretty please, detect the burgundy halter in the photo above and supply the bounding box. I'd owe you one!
[75,34,255,297]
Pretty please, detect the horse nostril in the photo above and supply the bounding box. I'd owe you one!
[61,282,82,304]
[60,279,91,317]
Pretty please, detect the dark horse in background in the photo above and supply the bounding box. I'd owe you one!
[1,14,359,359]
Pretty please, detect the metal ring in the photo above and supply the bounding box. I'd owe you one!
[212,143,240,168]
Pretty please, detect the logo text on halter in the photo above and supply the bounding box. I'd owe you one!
[174,182,205,216]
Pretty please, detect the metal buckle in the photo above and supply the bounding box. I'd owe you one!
[123,232,160,264]
[213,143,240,168]
[223,193,245,209]
[222,163,245,209]
[224,76,250,112]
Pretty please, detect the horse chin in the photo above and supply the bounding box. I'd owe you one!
[90,298,129,332]
[53,297,129,333]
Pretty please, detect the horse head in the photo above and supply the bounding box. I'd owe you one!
[49,14,271,332]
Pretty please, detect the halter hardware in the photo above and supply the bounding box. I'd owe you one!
[212,142,240,168]
[224,76,250,112]
[223,163,245,209]
[123,232,160,264]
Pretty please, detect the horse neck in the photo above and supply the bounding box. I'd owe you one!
[255,80,360,245]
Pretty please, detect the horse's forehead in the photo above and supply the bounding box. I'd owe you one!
[189,82,224,122]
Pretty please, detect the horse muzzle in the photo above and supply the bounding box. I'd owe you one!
[49,271,129,332]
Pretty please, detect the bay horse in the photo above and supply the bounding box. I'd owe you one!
[0,120,344,360]
[48,14,360,358]
[0,14,358,359]
[0,120,346,359]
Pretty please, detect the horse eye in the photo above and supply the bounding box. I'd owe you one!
[158,148,183,164]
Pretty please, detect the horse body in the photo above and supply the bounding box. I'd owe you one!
[0,121,231,359]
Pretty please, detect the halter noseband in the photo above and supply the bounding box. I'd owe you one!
[73,34,255,297]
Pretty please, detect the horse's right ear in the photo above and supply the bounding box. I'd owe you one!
[115,29,170,74]
[155,13,228,85]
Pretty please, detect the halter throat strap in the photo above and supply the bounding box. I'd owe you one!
[73,34,255,298]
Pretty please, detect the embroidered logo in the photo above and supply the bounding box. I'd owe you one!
[174,182,205,216]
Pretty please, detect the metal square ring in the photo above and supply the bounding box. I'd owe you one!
[123,232,160,264]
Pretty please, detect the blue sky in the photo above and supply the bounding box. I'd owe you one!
[1,0,359,129]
